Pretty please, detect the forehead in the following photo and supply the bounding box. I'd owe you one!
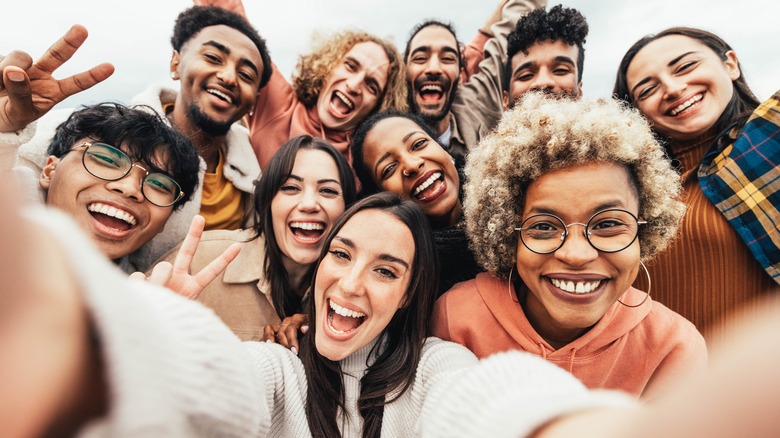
[525,162,638,213]
[409,25,458,53]
[511,39,580,70]
[338,209,414,261]
[626,35,710,84]
[290,148,341,181]
[363,117,424,158]
[180,24,262,64]
[344,41,390,77]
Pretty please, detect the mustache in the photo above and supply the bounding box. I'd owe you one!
[413,74,452,91]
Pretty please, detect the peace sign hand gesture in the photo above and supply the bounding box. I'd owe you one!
[0,24,114,133]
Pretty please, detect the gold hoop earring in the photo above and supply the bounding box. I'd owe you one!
[508,267,519,303]
[618,261,651,308]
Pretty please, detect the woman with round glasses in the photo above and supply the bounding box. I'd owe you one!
[432,93,706,398]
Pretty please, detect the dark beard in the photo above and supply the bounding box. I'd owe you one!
[409,75,459,124]
[187,103,232,137]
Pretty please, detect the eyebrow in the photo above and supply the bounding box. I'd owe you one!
[372,130,425,177]
[630,51,696,98]
[527,201,628,217]
[203,40,259,75]
[287,174,342,185]
[334,236,410,269]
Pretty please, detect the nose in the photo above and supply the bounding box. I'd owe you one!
[338,265,366,298]
[425,55,443,75]
[297,187,321,212]
[530,69,556,92]
[553,225,598,267]
[345,71,365,94]
[216,66,237,87]
[105,166,146,203]
[662,76,687,100]
[400,153,425,177]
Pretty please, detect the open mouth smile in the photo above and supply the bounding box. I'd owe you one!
[206,87,234,105]
[668,93,702,116]
[411,171,446,202]
[289,221,326,242]
[327,299,366,334]
[87,202,138,232]
[331,90,355,116]
[549,277,603,294]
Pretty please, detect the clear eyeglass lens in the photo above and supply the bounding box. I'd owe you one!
[142,174,181,206]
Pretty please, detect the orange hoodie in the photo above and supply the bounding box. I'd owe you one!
[431,273,707,399]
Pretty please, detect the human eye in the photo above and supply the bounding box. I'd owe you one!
[676,60,698,73]
[589,211,633,236]
[238,68,257,83]
[375,266,399,280]
[523,217,561,239]
[380,163,397,180]
[554,66,573,75]
[279,182,300,193]
[344,60,356,72]
[87,146,125,169]
[411,138,428,151]
[442,54,458,64]
[144,174,176,195]
[328,248,350,262]
[320,185,342,198]
[366,80,379,95]
[636,84,658,101]
[412,54,428,64]
[516,71,534,82]
[204,52,222,63]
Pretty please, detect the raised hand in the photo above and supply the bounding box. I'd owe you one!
[0,24,114,132]
[130,215,240,300]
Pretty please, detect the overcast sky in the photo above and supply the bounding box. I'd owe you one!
[2,0,777,109]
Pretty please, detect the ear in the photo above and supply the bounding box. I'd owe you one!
[502,90,510,111]
[723,50,741,81]
[170,51,180,80]
[576,81,583,98]
[39,156,59,190]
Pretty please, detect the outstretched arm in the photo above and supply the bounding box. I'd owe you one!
[0,25,114,133]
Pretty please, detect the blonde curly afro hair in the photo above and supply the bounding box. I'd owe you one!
[463,92,685,278]
[293,30,408,114]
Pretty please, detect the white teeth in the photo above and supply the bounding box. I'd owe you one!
[670,94,702,116]
[550,278,601,294]
[329,300,366,318]
[88,202,137,226]
[334,90,354,110]
[290,221,325,231]
[207,88,233,104]
[420,84,443,93]
[413,172,441,196]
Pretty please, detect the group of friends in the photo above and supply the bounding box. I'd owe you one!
[1,0,779,436]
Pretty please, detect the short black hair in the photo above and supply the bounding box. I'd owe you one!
[504,5,589,91]
[404,20,464,70]
[171,6,272,89]
[350,110,439,197]
[48,102,200,210]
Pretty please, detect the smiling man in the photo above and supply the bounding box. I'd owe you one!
[502,5,589,110]
[133,6,272,231]
[403,0,546,164]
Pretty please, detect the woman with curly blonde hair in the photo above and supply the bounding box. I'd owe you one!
[431,93,706,399]
[248,29,408,170]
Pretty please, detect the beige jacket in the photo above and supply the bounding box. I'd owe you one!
[158,228,280,341]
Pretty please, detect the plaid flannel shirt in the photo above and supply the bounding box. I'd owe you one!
[698,90,780,284]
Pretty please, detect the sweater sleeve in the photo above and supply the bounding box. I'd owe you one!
[419,350,635,438]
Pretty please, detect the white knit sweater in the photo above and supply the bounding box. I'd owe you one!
[33,207,634,437]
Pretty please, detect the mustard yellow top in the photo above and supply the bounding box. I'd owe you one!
[200,149,244,231]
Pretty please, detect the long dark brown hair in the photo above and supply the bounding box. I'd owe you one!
[299,192,439,438]
[253,135,357,319]
[613,27,760,153]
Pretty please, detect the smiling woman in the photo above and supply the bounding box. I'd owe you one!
[152,135,356,341]
[613,27,780,340]
[432,93,707,399]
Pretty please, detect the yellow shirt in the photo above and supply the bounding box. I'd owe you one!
[200,149,245,231]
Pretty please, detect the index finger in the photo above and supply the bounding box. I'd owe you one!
[172,215,206,272]
[191,242,240,287]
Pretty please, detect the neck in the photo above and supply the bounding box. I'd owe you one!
[283,259,310,296]
[169,103,226,173]
[432,113,451,138]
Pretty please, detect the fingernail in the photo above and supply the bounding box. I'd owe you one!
[265,339,272,343]
[291,347,298,356]
[301,325,309,334]
[7,71,24,82]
